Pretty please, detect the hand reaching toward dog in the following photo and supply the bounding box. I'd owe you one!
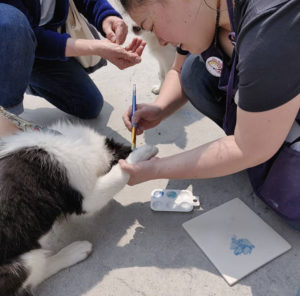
[119,156,160,185]
[102,16,128,45]
[119,144,159,186]
[96,38,146,69]
[66,37,146,70]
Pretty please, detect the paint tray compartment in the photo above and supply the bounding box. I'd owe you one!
[150,189,200,212]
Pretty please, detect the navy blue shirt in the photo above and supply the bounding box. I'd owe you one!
[1,0,122,60]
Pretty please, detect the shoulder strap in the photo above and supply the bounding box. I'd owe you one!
[222,0,238,134]
[226,0,237,44]
[226,0,235,32]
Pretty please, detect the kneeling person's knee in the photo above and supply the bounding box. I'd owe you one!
[0,4,35,45]
[77,94,104,119]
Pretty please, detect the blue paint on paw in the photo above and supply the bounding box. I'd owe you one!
[230,235,255,255]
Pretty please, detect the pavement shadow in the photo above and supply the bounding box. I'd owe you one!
[144,103,205,149]
[21,101,132,146]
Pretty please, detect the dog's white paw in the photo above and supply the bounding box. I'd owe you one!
[58,241,93,266]
[152,84,161,95]
[127,145,158,164]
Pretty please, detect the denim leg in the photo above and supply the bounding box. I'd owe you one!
[286,220,300,232]
[29,58,104,119]
[180,54,226,128]
[0,4,36,114]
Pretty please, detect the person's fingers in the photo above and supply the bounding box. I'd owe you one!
[130,38,141,52]
[123,106,133,129]
[125,39,146,57]
[115,24,128,45]
[136,41,146,56]
[118,159,132,173]
[122,105,147,133]
[125,38,138,51]
[136,127,144,135]
[130,38,145,53]
[132,105,155,124]
[131,108,144,125]
[105,27,116,43]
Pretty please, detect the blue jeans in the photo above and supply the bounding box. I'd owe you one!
[287,221,300,232]
[0,4,103,118]
[180,54,226,128]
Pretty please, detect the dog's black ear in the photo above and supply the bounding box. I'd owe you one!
[105,138,131,166]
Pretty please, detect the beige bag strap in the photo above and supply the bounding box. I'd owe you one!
[67,0,83,31]
[59,0,107,72]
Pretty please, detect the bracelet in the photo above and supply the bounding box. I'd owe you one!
[0,106,61,135]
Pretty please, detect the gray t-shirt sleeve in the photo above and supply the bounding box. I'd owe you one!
[236,2,300,112]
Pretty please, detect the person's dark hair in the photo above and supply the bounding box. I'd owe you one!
[119,0,149,12]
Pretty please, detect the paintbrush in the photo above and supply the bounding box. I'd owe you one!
[131,84,137,150]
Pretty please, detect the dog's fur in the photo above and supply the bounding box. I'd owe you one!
[132,25,176,94]
[0,121,158,296]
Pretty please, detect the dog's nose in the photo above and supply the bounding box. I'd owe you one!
[132,25,142,34]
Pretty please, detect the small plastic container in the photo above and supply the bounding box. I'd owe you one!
[150,189,200,212]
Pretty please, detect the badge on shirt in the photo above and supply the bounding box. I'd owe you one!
[206,56,223,77]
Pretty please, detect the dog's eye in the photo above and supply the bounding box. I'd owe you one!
[132,26,142,33]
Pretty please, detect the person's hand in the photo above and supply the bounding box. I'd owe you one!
[102,16,128,44]
[119,156,159,185]
[123,103,164,135]
[95,38,146,69]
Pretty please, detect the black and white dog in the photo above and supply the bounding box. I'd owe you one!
[132,25,176,94]
[0,121,158,296]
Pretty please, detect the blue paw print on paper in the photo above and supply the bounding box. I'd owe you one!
[230,235,255,255]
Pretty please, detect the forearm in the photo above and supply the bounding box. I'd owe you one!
[65,38,100,57]
[154,68,188,120]
[151,96,300,181]
[152,135,263,180]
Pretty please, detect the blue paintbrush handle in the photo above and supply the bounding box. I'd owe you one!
[131,84,137,128]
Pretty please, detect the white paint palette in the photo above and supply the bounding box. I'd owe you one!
[150,189,200,212]
[183,198,291,285]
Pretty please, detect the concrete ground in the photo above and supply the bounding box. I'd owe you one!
[19,3,299,296]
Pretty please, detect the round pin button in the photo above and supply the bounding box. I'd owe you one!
[206,56,223,77]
